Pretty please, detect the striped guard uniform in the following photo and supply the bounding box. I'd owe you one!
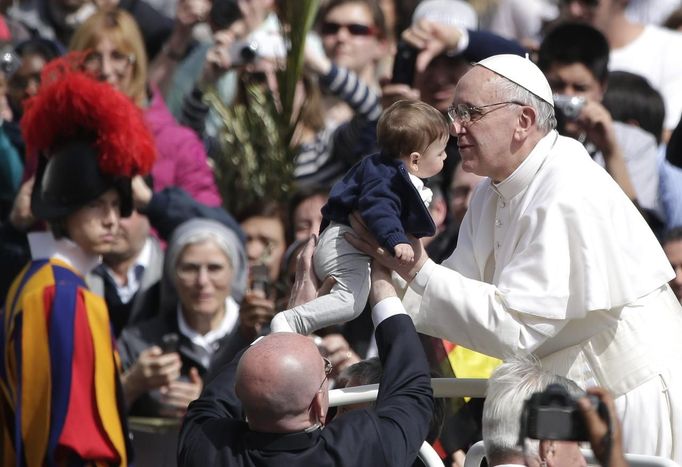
[1,253,128,466]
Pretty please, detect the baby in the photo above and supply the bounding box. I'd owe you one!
[271,99,449,334]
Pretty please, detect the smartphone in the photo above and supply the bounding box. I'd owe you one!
[160,333,179,354]
[250,263,272,297]
[391,41,418,85]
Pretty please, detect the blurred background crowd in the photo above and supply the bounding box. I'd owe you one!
[2,0,682,465]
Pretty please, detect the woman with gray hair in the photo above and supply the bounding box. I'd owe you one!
[118,218,248,417]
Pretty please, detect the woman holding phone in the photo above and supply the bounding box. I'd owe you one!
[118,218,248,417]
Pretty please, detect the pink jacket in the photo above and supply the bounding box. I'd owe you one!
[145,89,222,207]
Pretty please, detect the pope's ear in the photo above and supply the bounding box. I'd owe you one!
[514,105,537,140]
[519,105,536,130]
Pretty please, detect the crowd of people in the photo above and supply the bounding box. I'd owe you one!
[2,0,682,465]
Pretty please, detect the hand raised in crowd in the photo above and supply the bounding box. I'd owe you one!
[121,346,182,404]
[314,334,360,377]
[346,212,427,283]
[571,101,637,201]
[0,91,13,121]
[303,38,332,76]
[131,174,153,211]
[199,25,248,87]
[380,80,421,109]
[175,0,211,30]
[401,19,462,73]
[239,289,276,341]
[287,235,337,309]
[151,0,211,89]
[9,176,35,231]
[158,367,203,418]
[578,387,629,467]
[574,99,619,157]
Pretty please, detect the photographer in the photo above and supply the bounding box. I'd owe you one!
[180,6,384,191]
[482,358,587,467]
[484,358,630,467]
[537,22,658,214]
[578,387,629,467]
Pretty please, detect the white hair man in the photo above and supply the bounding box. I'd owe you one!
[349,54,682,461]
[483,358,586,467]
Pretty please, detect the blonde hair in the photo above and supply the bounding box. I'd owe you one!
[69,9,148,106]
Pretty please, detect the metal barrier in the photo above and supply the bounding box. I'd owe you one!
[328,378,489,467]
[327,377,488,406]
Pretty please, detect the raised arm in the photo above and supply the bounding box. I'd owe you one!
[356,263,434,465]
[133,177,243,243]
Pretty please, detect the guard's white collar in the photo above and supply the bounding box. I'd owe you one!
[28,231,101,275]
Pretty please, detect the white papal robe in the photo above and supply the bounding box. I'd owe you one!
[404,130,682,461]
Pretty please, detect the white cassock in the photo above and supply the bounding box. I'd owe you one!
[404,130,682,461]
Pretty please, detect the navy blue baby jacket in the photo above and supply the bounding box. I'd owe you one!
[321,152,436,252]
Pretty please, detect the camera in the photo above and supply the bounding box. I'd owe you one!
[228,27,286,66]
[0,46,20,77]
[553,95,586,121]
[519,384,609,442]
[391,41,418,85]
[229,39,259,65]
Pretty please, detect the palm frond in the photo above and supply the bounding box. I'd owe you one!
[207,1,320,215]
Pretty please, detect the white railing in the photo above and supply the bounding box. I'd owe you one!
[328,378,489,467]
[328,377,488,407]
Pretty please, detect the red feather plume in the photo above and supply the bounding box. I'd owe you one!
[21,52,156,177]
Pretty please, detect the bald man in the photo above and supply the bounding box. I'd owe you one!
[177,248,434,466]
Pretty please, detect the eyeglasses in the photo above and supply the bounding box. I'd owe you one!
[320,21,378,37]
[83,50,135,74]
[318,357,333,390]
[310,357,333,403]
[447,101,523,126]
[176,261,230,282]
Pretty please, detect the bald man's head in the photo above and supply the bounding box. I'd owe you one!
[235,332,329,432]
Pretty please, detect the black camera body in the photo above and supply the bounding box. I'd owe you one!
[160,332,179,354]
[392,41,418,85]
[519,384,608,442]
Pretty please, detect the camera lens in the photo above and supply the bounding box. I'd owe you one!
[0,49,19,76]
[240,41,259,63]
